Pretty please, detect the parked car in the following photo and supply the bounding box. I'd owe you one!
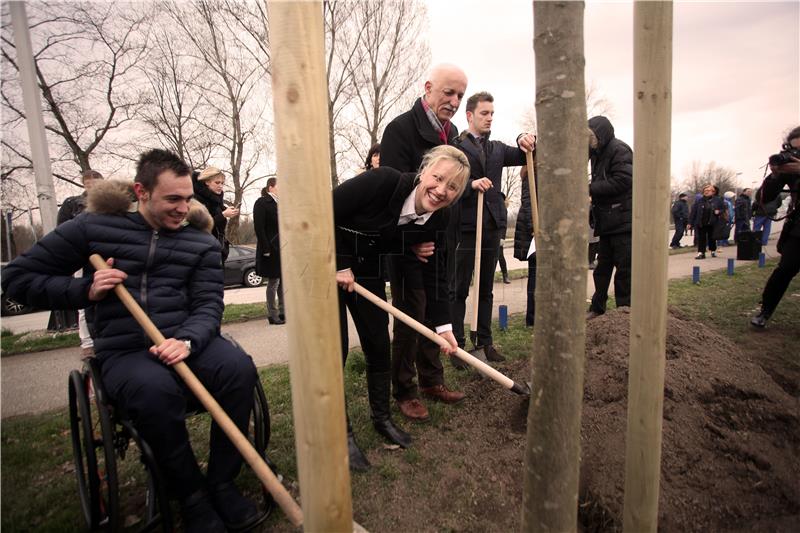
[224,245,264,288]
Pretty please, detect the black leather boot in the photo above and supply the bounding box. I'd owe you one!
[346,417,371,471]
[367,371,412,448]
[750,308,771,328]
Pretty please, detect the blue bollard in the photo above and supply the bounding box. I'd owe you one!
[499,304,508,330]
[692,265,700,284]
[759,252,766,267]
[727,258,734,276]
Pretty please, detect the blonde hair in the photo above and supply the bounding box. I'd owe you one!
[417,145,470,197]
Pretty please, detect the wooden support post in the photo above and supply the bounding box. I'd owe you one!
[523,1,588,531]
[266,2,354,531]
[624,2,673,532]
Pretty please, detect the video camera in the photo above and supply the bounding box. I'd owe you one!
[768,143,800,166]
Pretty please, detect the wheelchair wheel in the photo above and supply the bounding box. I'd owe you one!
[249,380,276,517]
[251,380,271,454]
[69,368,120,530]
[123,420,173,533]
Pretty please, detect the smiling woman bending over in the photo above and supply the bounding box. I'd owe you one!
[332,144,469,470]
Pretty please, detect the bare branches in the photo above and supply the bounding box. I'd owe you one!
[683,160,740,194]
[1,1,150,177]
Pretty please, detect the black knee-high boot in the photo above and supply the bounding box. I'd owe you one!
[367,371,412,448]
[346,414,370,471]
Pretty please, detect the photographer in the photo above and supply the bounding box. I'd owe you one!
[751,125,800,328]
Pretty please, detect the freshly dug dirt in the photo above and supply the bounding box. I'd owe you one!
[579,307,800,532]
[273,308,800,532]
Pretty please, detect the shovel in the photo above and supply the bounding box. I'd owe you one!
[526,151,540,256]
[353,282,530,396]
[89,254,370,532]
[467,190,488,362]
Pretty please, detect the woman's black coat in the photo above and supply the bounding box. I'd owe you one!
[253,194,281,278]
[333,167,451,326]
[193,177,229,262]
[689,195,725,228]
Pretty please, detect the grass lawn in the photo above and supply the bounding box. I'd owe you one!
[1,260,797,531]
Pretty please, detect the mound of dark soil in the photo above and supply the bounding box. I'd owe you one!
[276,309,799,532]
[579,308,799,532]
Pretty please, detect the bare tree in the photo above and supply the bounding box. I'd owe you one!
[323,0,366,186]
[502,166,522,209]
[1,2,149,216]
[135,27,221,171]
[163,0,271,242]
[346,0,429,163]
[519,80,614,132]
[1,2,149,173]
[683,160,739,195]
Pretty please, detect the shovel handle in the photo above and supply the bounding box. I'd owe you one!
[526,151,540,239]
[470,190,484,333]
[88,254,305,528]
[353,282,529,395]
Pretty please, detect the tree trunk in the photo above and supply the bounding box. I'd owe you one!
[623,3,673,532]
[522,2,588,531]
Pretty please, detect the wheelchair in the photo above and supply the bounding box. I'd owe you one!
[68,350,274,532]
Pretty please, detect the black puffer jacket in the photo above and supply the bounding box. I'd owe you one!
[588,116,633,236]
[1,181,223,359]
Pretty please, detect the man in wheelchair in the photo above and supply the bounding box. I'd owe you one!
[2,149,267,532]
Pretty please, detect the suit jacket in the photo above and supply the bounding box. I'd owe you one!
[253,194,281,278]
[333,167,451,326]
[453,131,527,232]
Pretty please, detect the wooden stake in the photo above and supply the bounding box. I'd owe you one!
[523,2,588,531]
[87,254,303,528]
[624,2,673,532]
[353,282,529,396]
[266,1,355,531]
[469,190,484,343]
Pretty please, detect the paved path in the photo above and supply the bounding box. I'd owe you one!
[0,229,781,418]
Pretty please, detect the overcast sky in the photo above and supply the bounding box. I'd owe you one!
[423,0,799,189]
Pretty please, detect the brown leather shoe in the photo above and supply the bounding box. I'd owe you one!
[397,398,429,421]
[420,384,465,404]
[483,345,506,362]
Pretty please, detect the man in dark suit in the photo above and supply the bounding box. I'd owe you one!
[451,92,535,363]
[253,178,284,325]
[381,63,468,422]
